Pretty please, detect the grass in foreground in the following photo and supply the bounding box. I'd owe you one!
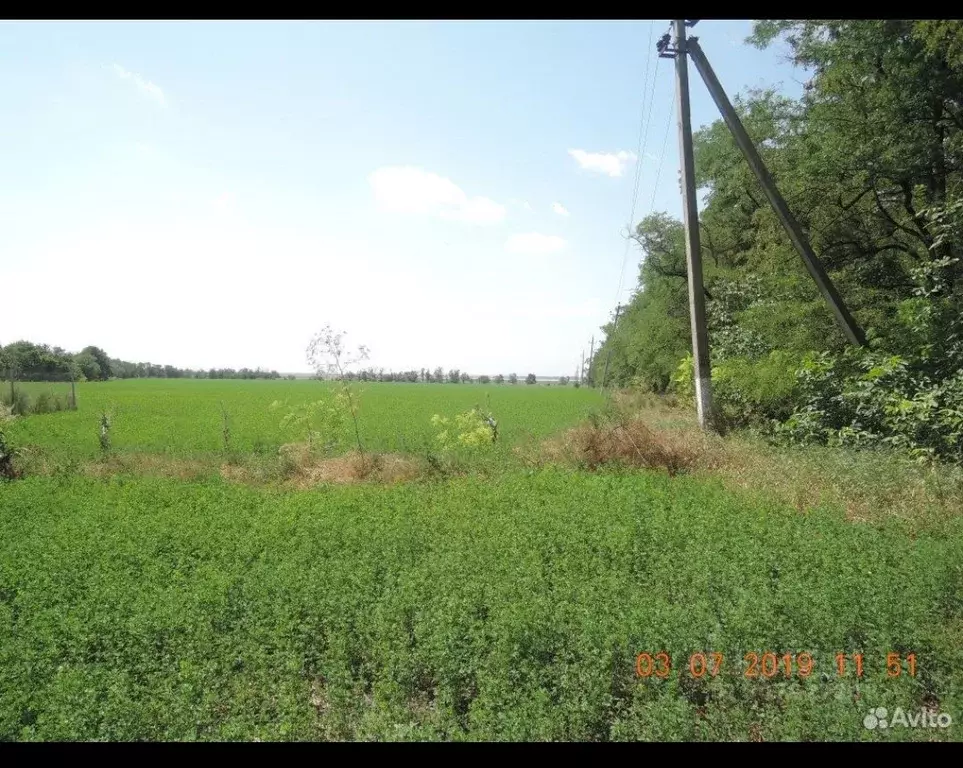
[2,384,962,741]
[1,469,961,741]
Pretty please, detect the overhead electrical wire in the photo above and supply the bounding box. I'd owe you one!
[610,21,659,313]
[598,22,675,389]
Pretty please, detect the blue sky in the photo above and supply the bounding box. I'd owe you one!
[0,20,804,376]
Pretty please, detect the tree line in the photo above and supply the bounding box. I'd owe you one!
[0,341,558,387]
[336,369,549,385]
[592,20,963,464]
[0,341,282,382]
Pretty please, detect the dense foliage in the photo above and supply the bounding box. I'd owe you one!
[593,20,963,463]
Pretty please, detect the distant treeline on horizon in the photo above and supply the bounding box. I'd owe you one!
[1,340,282,382]
[1,341,577,385]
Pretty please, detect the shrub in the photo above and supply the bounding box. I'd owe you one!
[431,406,498,450]
[99,412,112,455]
[0,388,31,416]
[0,425,21,480]
[711,350,801,426]
[553,409,712,477]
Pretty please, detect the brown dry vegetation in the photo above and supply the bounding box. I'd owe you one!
[532,415,721,477]
[275,443,423,488]
[522,390,963,527]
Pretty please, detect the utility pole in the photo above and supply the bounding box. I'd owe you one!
[599,303,622,392]
[685,37,865,347]
[662,20,715,431]
[579,349,585,385]
[588,335,595,386]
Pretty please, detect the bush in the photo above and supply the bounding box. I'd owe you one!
[0,425,22,480]
[551,408,713,477]
[0,388,31,416]
[776,345,963,464]
[711,351,801,426]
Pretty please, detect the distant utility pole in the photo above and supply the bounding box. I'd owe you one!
[588,335,595,386]
[660,20,715,431]
[684,35,866,347]
[580,349,585,386]
[599,303,623,392]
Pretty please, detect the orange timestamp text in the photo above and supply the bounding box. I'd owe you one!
[635,651,918,680]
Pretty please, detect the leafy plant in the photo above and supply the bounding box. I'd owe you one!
[306,325,370,456]
[0,423,21,480]
[431,405,498,450]
[98,411,112,455]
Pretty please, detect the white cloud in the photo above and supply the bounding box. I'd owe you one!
[568,148,637,177]
[111,63,167,108]
[551,201,570,217]
[369,166,506,225]
[505,232,567,255]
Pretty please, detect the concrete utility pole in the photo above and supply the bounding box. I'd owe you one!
[599,303,622,392]
[580,349,585,385]
[588,335,595,385]
[685,36,866,347]
[669,19,715,431]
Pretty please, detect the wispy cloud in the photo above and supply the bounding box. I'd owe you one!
[369,166,506,225]
[568,149,636,177]
[551,202,570,217]
[111,63,167,108]
[505,232,567,255]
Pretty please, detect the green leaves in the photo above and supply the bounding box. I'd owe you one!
[2,473,960,740]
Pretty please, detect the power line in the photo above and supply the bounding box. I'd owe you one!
[646,86,676,218]
[612,22,658,311]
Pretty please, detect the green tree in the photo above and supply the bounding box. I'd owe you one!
[74,352,102,382]
[80,346,112,380]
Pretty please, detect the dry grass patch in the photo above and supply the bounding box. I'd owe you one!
[84,453,216,482]
[533,412,722,477]
[709,434,963,526]
[278,442,424,488]
[534,389,963,526]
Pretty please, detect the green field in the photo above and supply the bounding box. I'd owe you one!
[1,379,961,741]
[6,379,604,461]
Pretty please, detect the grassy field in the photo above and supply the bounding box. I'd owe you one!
[1,380,961,741]
[5,379,604,461]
